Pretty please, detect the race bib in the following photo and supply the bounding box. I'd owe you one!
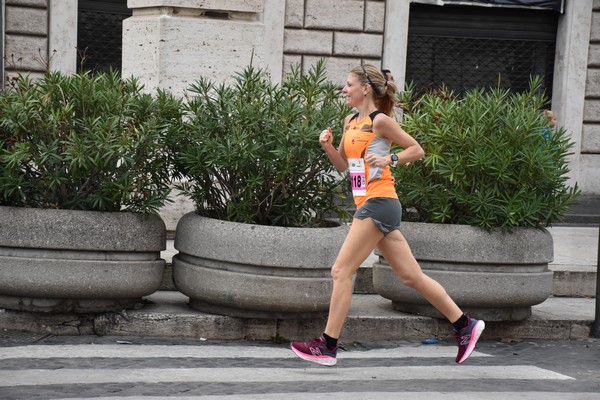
[349,158,366,196]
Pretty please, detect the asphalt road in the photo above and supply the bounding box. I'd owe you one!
[0,333,598,399]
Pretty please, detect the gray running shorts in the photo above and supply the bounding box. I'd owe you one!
[354,197,402,236]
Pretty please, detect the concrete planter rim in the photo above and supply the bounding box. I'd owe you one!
[385,221,554,265]
[0,205,166,251]
[174,212,348,269]
[172,212,349,318]
[373,220,555,321]
[0,206,167,313]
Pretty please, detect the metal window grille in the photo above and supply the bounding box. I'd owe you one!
[77,0,131,73]
[406,5,558,99]
[406,35,556,96]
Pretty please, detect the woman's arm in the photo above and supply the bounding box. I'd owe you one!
[365,114,424,168]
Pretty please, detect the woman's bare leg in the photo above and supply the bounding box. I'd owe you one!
[377,229,463,323]
[324,218,383,338]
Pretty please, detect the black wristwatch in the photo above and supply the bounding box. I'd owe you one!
[390,154,399,167]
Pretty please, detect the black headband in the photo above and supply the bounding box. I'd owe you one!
[361,65,380,95]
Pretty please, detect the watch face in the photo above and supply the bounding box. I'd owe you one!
[391,154,398,161]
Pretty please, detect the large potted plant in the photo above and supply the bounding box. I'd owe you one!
[170,61,352,318]
[0,71,183,313]
[373,78,580,321]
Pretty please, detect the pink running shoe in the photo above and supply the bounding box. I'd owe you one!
[454,316,485,364]
[290,335,337,366]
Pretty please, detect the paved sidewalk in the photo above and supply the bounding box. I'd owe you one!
[548,225,598,266]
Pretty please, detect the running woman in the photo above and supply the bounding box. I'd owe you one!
[290,64,485,366]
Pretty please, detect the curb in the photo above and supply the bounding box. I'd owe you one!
[0,292,593,342]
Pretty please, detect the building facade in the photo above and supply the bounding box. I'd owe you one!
[2,0,598,199]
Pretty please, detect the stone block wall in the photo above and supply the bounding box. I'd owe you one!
[3,0,49,83]
[582,0,600,193]
[283,0,386,85]
[122,0,284,95]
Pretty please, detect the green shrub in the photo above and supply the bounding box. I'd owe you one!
[394,77,580,230]
[0,71,183,214]
[171,60,352,227]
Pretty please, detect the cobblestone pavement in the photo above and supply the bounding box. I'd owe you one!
[0,333,599,399]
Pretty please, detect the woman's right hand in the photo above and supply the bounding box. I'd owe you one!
[319,127,333,148]
[319,126,348,172]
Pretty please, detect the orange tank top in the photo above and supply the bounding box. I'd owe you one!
[343,111,397,208]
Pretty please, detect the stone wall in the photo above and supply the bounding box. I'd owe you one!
[2,0,76,85]
[283,0,386,85]
[122,0,285,95]
[3,0,49,83]
[581,0,600,193]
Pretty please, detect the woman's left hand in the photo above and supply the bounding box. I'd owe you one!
[365,153,390,168]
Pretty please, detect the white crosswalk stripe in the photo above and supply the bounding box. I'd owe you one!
[0,343,491,360]
[0,365,573,387]
[0,342,584,399]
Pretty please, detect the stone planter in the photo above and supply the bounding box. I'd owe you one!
[373,222,554,321]
[0,206,166,313]
[172,213,348,318]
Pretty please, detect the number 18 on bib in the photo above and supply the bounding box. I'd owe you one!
[349,158,366,196]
